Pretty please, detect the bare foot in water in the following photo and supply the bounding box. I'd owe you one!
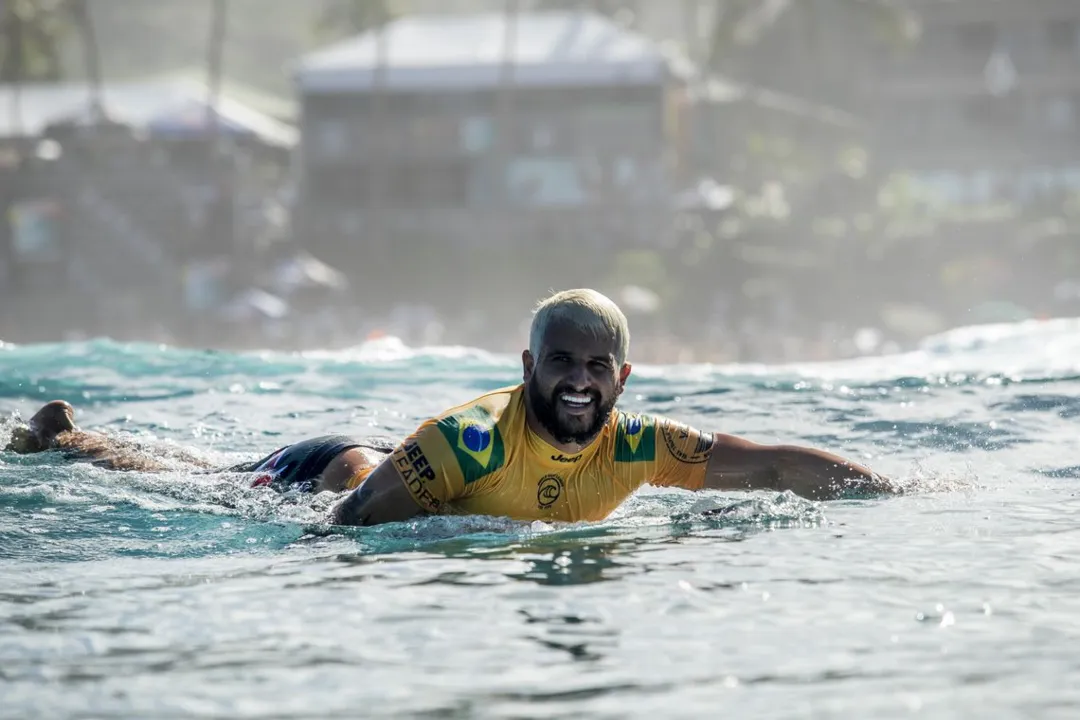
[8,399,214,472]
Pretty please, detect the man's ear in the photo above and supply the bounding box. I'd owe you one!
[618,363,632,391]
[522,350,535,383]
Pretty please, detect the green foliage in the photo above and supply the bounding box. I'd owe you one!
[532,0,636,28]
[704,0,919,73]
[603,250,671,302]
[533,0,621,14]
[0,0,75,82]
[703,0,757,72]
[850,0,921,50]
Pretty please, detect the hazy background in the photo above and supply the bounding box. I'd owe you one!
[1,0,1077,364]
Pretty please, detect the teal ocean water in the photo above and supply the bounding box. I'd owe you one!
[4,320,1080,718]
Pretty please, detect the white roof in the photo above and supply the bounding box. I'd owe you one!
[0,81,186,137]
[0,78,297,147]
[145,94,298,148]
[293,11,685,93]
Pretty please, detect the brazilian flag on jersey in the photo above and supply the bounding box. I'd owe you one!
[614,413,656,463]
[436,406,506,484]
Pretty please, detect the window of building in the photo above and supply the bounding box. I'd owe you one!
[307,166,374,208]
[956,21,999,55]
[1062,168,1080,192]
[918,25,951,53]
[308,162,470,210]
[311,119,352,161]
[962,94,1021,131]
[901,100,946,137]
[1046,18,1080,52]
[391,162,469,208]
[1045,95,1076,131]
[460,116,493,154]
[505,157,585,207]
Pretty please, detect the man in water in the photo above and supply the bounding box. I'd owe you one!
[5,399,389,494]
[330,289,897,526]
[6,289,895,522]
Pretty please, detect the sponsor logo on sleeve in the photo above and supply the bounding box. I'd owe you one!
[660,422,715,464]
[393,441,442,511]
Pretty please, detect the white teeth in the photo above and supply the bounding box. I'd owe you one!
[560,393,592,406]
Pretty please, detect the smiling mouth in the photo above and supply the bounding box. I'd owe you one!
[558,392,595,415]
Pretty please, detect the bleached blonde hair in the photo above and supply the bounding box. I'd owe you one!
[530,289,630,365]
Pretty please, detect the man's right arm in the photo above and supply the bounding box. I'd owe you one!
[330,459,426,526]
[330,423,465,526]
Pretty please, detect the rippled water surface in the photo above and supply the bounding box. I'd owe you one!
[4,320,1080,719]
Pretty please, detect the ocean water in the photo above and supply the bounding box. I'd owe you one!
[3,319,1080,719]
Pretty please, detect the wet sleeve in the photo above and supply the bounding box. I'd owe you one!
[388,419,467,513]
[648,416,716,491]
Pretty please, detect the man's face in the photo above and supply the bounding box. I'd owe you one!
[523,321,630,446]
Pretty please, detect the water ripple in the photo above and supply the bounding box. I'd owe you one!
[3,323,1080,717]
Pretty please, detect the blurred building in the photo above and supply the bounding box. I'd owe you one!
[291,9,694,313]
[4,0,1077,358]
[861,0,1080,206]
[0,77,298,341]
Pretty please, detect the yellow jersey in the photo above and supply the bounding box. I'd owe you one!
[371,384,715,522]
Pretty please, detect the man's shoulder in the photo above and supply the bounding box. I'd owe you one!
[430,384,521,427]
[413,384,522,485]
[618,412,715,467]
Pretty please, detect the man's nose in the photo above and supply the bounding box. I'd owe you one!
[565,363,591,390]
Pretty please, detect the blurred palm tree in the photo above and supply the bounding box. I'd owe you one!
[532,0,625,13]
[0,0,73,83]
[0,0,110,137]
[693,0,919,193]
[315,0,399,43]
[311,1,400,243]
[703,0,918,73]
[69,0,105,121]
[532,0,638,27]
[206,0,228,143]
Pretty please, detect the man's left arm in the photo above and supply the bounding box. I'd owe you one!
[704,433,897,500]
[650,417,897,500]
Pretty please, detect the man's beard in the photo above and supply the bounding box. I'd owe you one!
[528,376,617,446]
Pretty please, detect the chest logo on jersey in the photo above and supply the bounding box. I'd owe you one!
[537,474,564,509]
[551,453,581,463]
[614,414,656,463]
